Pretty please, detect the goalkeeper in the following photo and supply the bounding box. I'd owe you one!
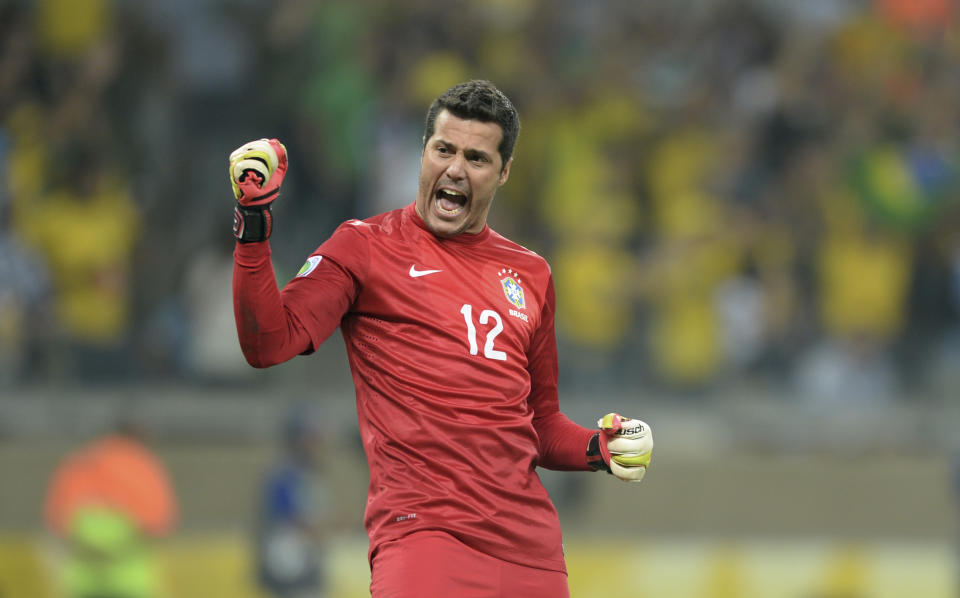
[231,80,653,597]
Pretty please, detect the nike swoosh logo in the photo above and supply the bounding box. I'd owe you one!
[409,265,442,278]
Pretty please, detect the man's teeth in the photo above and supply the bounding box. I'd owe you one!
[437,189,466,213]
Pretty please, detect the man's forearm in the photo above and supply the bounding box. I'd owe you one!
[233,241,311,367]
[534,410,595,471]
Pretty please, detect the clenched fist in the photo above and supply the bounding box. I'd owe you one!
[587,413,653,482]
[229,138,288,243]
[229,138,288,206]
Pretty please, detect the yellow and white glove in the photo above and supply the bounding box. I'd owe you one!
[229,138,287,206]
[229,138,287,243]
[586,413,653,482]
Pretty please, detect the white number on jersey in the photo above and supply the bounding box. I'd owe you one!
[459,304,507,361]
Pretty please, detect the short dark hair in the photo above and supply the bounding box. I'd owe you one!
[423,80,520,170]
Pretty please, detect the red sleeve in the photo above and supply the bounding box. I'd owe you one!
[527,273,595,471]
[233,224,366,367]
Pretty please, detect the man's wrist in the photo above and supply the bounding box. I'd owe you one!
[586,432,609,473]
[234,203,273,243]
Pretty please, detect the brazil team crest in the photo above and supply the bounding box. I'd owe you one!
[498,268,526,309]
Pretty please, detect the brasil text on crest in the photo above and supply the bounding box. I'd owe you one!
[498,268,525,309]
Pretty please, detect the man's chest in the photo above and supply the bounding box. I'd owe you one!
[351,238,542,364]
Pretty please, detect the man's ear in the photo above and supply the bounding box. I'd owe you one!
[498,157,513,186]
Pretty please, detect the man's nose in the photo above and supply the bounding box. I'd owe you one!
[445,154,466,179]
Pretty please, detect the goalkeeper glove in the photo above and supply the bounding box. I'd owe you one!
[229,138,288,243]
[587,413,653,482]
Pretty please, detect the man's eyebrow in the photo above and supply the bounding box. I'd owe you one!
[434,138,491,159]
[464,148,491,160]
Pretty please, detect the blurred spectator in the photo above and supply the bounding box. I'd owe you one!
[44,417,178,598]
[181,240,256,382]
[875,0,954,34]
[528,92,647,387]
[255,406,330,598]
[0,224,52,384]
[639,125,746,390]
[714,266,767,374]
[35,0,113,59]
[0,127,54,384]
[16,139,140,380]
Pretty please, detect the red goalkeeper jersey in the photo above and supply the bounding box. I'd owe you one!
[234,203,594,572]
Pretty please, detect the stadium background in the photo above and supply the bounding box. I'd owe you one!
[1,0,959,596]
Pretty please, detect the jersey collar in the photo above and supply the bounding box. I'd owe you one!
[404,202,492,245]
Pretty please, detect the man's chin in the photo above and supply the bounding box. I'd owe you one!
[426,218,464,238]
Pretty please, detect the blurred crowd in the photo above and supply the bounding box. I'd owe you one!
[2,0,959,404]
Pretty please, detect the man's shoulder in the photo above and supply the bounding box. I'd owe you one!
[336,206,404,237]
[487,228,550,271]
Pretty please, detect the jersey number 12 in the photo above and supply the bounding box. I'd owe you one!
[460,304,506,361]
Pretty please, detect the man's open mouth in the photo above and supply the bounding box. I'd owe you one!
[435,188,467,215]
